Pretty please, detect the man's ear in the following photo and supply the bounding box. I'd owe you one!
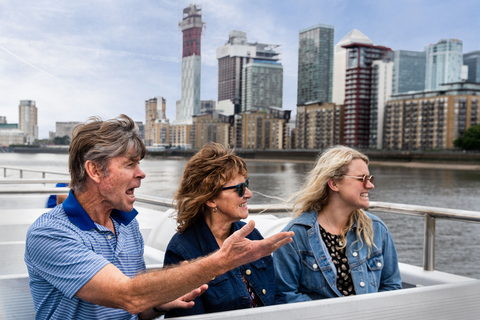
[85,160,102,184]
[327,178,339,192]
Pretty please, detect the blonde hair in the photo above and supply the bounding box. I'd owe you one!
[174,143,248,233]
[292,145,375,255]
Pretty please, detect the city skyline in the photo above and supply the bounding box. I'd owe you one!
[1,0,479,138]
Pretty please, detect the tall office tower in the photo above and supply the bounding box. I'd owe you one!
[425,39,463,91]
[217,30,281,114]
[297,23,334,105]
[342,43,392,148]
[369,59,393,149]
[463,51,480,83]
[18,100,38,144]
[332,29,373,105]
[392,50,426,94]
[242,59,283,112]
[145,96,168,146]
[176,4,204,124]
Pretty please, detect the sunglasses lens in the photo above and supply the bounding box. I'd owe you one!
[238,183,245,197]
[363,175,374,187]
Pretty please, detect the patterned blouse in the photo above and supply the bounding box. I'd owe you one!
[319,225,356,296]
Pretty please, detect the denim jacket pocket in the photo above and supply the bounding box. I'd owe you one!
[203,273,233,311]
[366,253,384,289]
[299,251,326,291]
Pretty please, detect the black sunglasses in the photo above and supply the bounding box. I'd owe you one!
[344,175,374,188]
[222,178,249,197]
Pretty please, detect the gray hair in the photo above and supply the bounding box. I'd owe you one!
[68,114,146,192]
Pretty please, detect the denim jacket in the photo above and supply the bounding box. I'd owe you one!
[164,217,286,317]
[273,210,402,303]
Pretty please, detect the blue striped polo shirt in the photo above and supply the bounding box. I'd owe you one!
[25,190,145,320]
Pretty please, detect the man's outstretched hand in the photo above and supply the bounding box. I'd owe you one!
[217,220,294,272]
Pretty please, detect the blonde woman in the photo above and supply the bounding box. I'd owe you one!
[273,145,401,302]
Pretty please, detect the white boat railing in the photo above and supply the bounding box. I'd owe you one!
[1,179,480,273]
[2,179,480,319]
[0,166,69,179]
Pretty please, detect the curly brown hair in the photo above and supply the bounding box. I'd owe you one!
[174,143,248,233]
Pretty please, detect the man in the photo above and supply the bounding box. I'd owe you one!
[25,114,294,320]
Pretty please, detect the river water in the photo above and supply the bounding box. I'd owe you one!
[1,152,480,278]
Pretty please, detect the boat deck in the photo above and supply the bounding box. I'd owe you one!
[1,192,479,319]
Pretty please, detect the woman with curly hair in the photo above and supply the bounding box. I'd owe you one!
[164,143,286,317]
[273,145,402,302]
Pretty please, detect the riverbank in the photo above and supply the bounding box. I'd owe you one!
[240,157,480,171]
[6,146,480,170]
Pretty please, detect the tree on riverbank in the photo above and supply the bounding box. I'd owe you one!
[53,135,70,145]
[454,124,480,150]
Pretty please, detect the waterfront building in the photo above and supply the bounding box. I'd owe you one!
[425,39,463,91]
[392,50,426,95]
[0,123,24,146]
[383,82,480,150]
[18,100,38,144]
[191,107,291,150]
[170,123,192,149]
[297,23,334,105]
[342,42,392,148]
[145,96,169,147]
[217,30,282,114]
[332,29,373,105]
[55,122,81,139]
[369,59,393,149]
[0,116,6,124]
[242,60,283,112]
[176,4,204,124]
[463,51,480,83]
[192,112,233,149]
[296,102,343,149]
[241,107,291,149]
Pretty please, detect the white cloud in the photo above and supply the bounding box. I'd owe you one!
[0,0,479,138]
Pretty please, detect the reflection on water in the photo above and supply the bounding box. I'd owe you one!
[1,153,480,278]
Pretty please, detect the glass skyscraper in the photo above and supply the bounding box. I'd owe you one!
[392,50,426,94]
[297,23,334,105]
[425,39,463,91]
[242,60,283,112]
[463,51,480,83]
[217,31,281,114]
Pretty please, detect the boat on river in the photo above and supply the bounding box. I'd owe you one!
[1,167,480,319]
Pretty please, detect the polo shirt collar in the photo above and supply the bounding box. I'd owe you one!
[62,190,139,231]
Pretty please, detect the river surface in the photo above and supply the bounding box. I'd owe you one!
[1,152,480,278]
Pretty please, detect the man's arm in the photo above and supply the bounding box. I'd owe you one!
[76,220,294,314]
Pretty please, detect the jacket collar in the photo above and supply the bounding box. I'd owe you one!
[193,216,240,255]
[62,190,139,231]
[294,209,359,230]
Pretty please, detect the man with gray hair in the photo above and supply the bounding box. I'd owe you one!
[25,114,294,320]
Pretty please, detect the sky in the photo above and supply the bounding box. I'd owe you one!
[1,0,479,139]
